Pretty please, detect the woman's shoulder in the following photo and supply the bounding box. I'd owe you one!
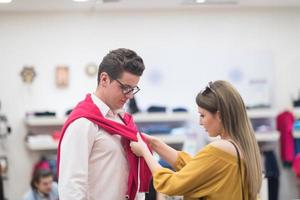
[209,139,242,158]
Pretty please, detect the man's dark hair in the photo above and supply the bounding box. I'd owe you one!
[97,48,145,85]
[30,169,53,190]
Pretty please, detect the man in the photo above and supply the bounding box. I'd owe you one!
[23,169,59,200]
[57,48,151,200]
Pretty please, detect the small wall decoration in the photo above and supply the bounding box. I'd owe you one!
[85,63,98,77]
[55,66,69,88]
[20,66,36,84]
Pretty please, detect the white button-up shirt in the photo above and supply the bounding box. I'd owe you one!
[58,94,129,200]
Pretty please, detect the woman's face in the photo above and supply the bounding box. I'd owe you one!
[198,107,223,137]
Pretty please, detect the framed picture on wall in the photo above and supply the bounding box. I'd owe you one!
[55,66,69,88]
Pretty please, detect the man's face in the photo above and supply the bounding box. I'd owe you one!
[104,71,140,111]
[35,176,53,194]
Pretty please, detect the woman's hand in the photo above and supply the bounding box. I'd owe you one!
[130,133,149,157]
[140,133,156,146]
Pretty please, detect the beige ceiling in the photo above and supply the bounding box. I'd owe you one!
[0,0,300,12]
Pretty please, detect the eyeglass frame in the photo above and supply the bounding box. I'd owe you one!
[114,79,140,95]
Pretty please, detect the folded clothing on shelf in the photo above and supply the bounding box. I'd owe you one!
[26,111,56,117]
[147,106,166,113]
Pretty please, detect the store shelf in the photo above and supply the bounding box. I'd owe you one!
[25,134,184,151]
[246,109,278,118]
[133,113,192,123]
[26,140,59,150]
[255,131,279,142]
[294,108,300,118]
[209,131,279,142]
[24,113,191,126]
[25,117,65,126]
[154,134,186,144]
[24,113,192,151]
[293,130,300,138]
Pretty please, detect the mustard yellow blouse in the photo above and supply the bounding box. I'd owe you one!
[153,144,248,200]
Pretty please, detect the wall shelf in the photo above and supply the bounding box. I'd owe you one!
[24,110,280,150]
[245,109,279,142]
[293,130,300,138]
[25,134,186,151]
[246,109,278,118]
[26,140,58,151]
[133,112,192,123]
[255,131,279,142]
[25,117,66,126]
[24,113,191,125]
[294,107,300,118]
[153,134,186,144]
[24,110,279,126]
[24,113,192,151]
[209,131,279,142]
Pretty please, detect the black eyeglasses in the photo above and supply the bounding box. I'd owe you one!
[201,81,216,95]
[115,79,140,95]
[200,81,220,112]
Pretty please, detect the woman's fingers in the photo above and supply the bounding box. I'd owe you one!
[137,132,142,141]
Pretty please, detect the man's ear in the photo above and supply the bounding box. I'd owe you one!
[99,72,109,87]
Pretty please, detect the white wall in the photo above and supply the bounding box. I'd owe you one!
[0,8,300,199]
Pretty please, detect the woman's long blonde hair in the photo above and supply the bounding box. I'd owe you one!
[196,80,262,200]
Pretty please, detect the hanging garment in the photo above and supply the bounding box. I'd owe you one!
[276,111,295,164]
[57,94,152,200]
[293,153,300,177]
[263,151,280,200]
[33,157,50,174]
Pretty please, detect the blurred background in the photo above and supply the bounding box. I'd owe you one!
[1,0,300,199]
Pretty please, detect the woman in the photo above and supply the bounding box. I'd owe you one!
[130,80,262,200]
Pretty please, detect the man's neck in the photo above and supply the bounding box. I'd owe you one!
[94,90,117,112]
[94,89,105,103]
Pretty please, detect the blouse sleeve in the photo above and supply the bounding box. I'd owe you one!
[153,145,231,198]
[172,151,193,171]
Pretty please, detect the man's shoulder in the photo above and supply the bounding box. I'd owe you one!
[67,117,98,131]
[52,181,58,189]
[51,182,59,197]
[22,190,35,200]
[71,117,93,125]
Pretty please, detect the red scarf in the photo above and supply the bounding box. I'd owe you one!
[57,94,152,200]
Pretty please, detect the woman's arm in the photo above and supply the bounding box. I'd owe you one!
[130,133,162,172]
[141,145,162,173]
[144,133,179,167]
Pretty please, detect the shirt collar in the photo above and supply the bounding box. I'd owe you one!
[91,93,110,117]
[36,190,49,198]
[91,93,125,118]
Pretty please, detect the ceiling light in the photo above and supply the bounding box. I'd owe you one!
[0,0,12,3]
[195,0,206,3]
[72,0,89,2]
